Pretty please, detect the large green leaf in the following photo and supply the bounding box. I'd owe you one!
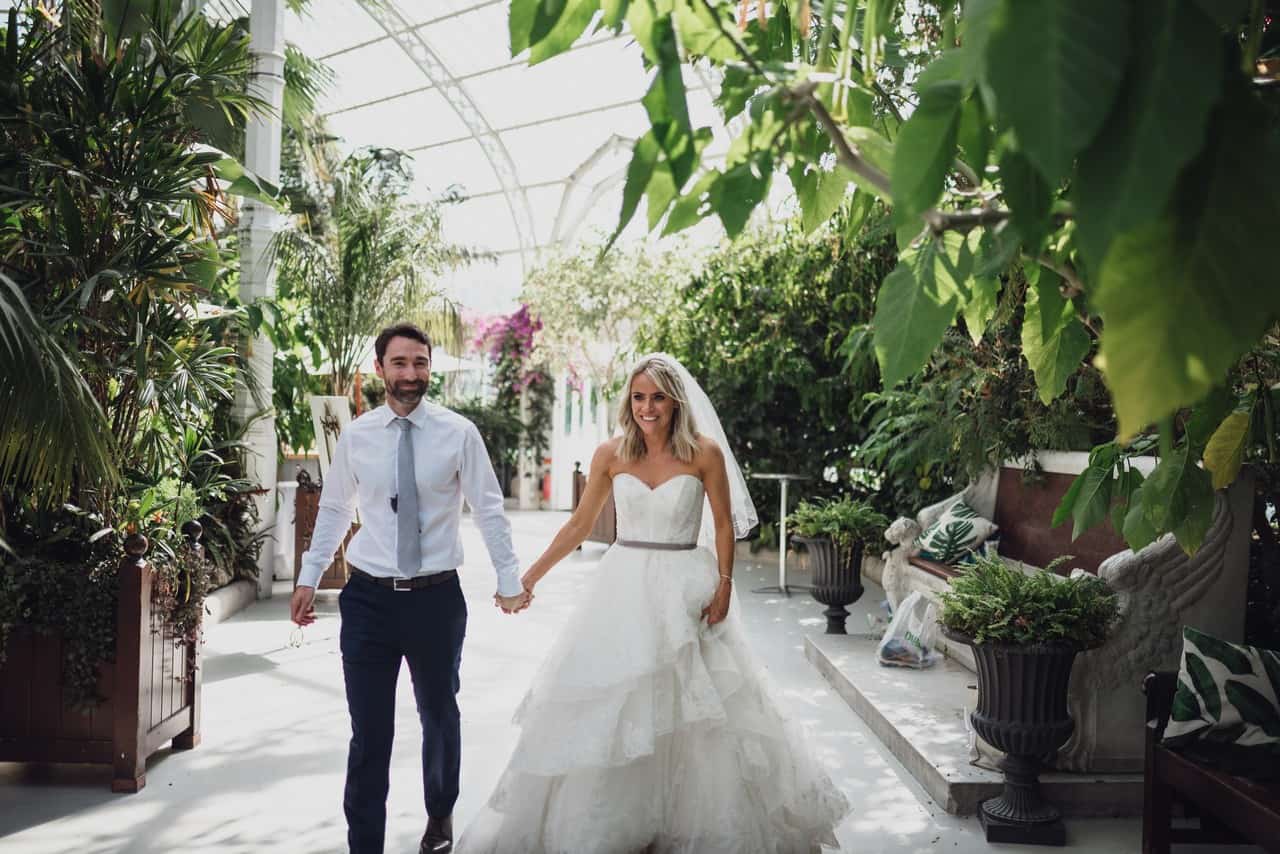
[1000,149,1053,250]
[1094,90,1280,438]
[1073,0,1223,272]
[1022,271,1090,405]
[673,1,737,62]
[1143,443,1215,553]
[795,165,854,234]
[638,13,696,188]
[985,0,1129,184]
[961,275,1000,345]
[873,232,969,387]
[1111,466,1145,536]
[1187,652,1222,722]
[1052,469,1086,529]
[530,0,599,64]
[957,94,993,173]
[1204,411,1250,491]
[1123,483,1159,551]
[1070,460,1113,542]
[712,156,771,237]
[662,170,718,236]
[608,131,661,249]
[891,81,964,227]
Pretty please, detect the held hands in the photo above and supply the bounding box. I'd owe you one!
[701,578,732,626]
[493,588,533,614]
[290,585,317,626]
[494,569,542,614]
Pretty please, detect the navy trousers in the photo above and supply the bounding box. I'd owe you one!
[338,572,467,854]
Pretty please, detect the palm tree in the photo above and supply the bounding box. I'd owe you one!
[272,147,479,396]
[0,2,266,514]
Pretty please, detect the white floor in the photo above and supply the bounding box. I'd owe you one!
[0,510,1148,853]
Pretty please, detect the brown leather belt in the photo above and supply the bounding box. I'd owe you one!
[350,566,457,591]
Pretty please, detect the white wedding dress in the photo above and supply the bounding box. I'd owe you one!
[456,473,851,854]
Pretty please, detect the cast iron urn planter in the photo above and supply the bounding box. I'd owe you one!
[944,629,1080,846]
[793,535,864,634]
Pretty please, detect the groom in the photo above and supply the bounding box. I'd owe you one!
[291,322,530,854]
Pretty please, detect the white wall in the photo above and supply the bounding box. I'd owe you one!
[548,371,614,510]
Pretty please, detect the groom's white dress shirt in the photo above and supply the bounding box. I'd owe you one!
[298,399,523,596]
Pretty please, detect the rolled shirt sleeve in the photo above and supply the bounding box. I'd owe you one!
[459,423,524,597]
[298,434,358,589]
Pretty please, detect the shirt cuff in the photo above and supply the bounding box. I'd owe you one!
[495,566,524,598]
[296,562,325,589]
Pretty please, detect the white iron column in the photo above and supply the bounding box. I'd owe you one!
[234,0,286,597]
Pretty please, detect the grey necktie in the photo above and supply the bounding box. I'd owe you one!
[395,417,421,576]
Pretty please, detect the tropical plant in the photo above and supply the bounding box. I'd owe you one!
[638,210,898,533]
[449,399,525,495]
[270,147,474,398]
[939,554,1120,648]
[790,495,889,550]
[0,2,270,512]
[515,0,1280,556]
[521,237,694,394]
[474,305,556,466]
[0,0,274,703]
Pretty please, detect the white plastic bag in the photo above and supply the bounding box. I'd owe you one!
[876,591,941,669]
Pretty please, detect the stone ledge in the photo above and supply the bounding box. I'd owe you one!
[203,579,257,627]
[805,631,1144,817]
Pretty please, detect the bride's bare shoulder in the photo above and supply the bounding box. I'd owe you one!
[591,437,622,472]
[693,434,724,467]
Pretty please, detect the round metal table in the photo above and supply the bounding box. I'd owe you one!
[749,473,810,595]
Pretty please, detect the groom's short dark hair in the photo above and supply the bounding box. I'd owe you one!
[375,323,433,363]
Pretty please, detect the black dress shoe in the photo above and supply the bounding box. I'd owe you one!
[421,815,453,853]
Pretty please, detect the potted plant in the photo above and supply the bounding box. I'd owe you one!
[939,555,1119,845]
[790,497,889,634]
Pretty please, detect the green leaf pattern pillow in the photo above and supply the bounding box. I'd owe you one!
[916,499,998,564]
[1164,627,1280,757]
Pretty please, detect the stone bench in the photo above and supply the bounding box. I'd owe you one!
[877,452,1252,773]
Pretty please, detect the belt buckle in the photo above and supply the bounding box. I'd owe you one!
[392,577,412,592]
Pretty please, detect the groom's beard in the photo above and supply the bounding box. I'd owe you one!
[389,380,426,405]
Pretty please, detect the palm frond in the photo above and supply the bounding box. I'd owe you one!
[0,273,120,505]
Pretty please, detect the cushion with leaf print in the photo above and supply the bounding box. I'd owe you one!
[1163,626,1280,781]
[916,499,998,565]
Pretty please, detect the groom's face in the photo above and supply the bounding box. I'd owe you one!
[376,336,431,405]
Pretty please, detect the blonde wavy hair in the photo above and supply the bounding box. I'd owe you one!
[615,355,700,463]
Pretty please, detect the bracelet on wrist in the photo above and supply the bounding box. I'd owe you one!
[719,574,733,583]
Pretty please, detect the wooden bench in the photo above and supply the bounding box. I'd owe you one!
[1142,671,1280,853]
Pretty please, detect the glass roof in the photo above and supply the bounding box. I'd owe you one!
[285,0,743,313]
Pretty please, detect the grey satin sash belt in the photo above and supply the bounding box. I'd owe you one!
[616,539,697,551]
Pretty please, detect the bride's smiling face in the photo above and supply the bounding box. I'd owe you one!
[630,372,674,438]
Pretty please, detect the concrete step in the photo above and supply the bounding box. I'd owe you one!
[805,630,1145,817]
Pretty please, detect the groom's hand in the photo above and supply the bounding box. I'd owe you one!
[291,585,317,626]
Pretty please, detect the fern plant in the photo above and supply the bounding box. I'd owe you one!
[939,555,1119,649]
[789,496,889,552]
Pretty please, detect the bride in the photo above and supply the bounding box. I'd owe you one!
[456,353,850,853]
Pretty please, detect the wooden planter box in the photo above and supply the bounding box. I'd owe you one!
[293,469,359,589]
[0,533,201,792]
